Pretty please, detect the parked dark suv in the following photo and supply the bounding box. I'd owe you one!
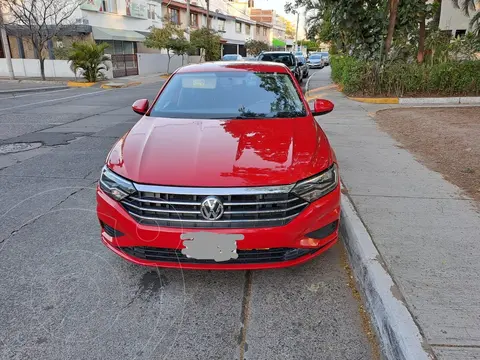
[257,51,303,83]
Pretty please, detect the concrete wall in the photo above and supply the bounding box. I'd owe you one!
[137,53,202,75]
[0,59,112,79]
[439,0,477,33]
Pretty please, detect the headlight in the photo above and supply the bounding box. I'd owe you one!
[99,166,136,201]
[291,164,338,202]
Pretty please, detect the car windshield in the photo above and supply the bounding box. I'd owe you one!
[223,55,238,61]
[150,71,307,119]
[258,53,295,67]
[296,56,305,63]
[309,55,322,60]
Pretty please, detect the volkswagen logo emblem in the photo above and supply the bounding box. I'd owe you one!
[200,196,224,220]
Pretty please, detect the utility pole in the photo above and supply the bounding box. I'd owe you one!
[206,0,210,30]
[0,1,15,80]
[294,11,299,52]
[186,0,190,40]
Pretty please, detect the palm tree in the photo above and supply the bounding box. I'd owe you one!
[452,0,480,35]
[68,41,111,83]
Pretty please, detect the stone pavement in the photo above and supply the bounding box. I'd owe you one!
[308,68,480,360]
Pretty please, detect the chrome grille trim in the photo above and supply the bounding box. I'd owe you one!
[123,183,308,228]
[133,183,296,195]
[123,201,306,214]
[127,211,300,223]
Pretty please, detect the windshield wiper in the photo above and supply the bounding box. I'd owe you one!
[271,111,306,118]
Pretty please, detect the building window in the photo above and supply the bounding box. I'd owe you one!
[263,27,267,36]
[148,4,156,19]
[235,21,242,33]
[102,0,117,13]
[218,19,226,32]
[169,7,180,24]
[191,13,198,27]
[455,29,466,38]
[245,24,251,35]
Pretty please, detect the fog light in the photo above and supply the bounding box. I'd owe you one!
[300,237,322,247]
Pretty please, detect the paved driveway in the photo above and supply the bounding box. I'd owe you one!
[0,78,376,360]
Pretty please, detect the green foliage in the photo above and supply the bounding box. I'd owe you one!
[331,55,480,97]
[67,41,110,83]
[298,40,318,52]
[190,27,222,61]
[245,39,270,56]
[145,18,188,73]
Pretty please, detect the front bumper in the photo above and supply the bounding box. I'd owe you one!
[97,185,341,270]
[308,63,324,68]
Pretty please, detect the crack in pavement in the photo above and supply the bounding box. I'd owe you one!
[0,180,97,246]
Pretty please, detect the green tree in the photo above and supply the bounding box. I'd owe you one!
[4,0,84,80]
[68,41,110,83]
[190,27,222,61]
[145,17,186,73]
[298,40,318,52]
[245,39,270,56]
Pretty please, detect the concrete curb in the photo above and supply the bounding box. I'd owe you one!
[100,81,142,89]
[349,97,399,104]
[348,96,480,105]
[67,81,96,88]
[340,191,435,360]
[399,97,480,105]
[0,79,68,85]
[0,86,68,94]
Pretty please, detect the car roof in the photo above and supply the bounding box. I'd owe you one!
[176,61,291,74]
[259,51,293,55]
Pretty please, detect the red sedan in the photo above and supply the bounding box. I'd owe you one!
[96,61,340,270]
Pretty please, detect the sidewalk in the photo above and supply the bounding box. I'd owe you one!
[99,72,168,89]
[0,81,68,94]
[308,69,480,359]
[0,72,167,92]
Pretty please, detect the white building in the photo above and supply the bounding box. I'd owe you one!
[439,0,479,36]
[209,0,256,56]
[70,0,163,76]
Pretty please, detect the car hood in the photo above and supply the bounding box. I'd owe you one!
[107,117,333,187]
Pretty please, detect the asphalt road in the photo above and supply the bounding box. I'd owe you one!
[0,70,376,360]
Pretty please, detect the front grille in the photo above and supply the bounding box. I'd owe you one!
[120,246,318,264]
[121,188,309,229]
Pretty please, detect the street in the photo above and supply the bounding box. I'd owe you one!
[0,70,377,360]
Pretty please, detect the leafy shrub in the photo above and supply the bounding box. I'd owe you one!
[68,41,110,83]
[330,55,480,96]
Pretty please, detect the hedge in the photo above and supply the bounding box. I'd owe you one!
[330,55,480,97]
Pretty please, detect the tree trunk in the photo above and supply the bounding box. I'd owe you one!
[417,11,426,63]
[167,54,171,74]
[385,0,400,56]
[39,56,46,80]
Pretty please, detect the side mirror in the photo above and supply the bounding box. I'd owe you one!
[311,99,334,116]
[132,99,149,115]
[298,61,304,66]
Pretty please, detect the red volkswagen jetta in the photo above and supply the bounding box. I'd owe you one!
[97,61,340,270]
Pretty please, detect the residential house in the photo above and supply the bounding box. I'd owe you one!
[249,8,287,48]
[254,22,272,44]
[439,0,480,36]
[2,0,164,77]
[209,0,255,56]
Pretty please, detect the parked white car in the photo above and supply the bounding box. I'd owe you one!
[222,54,244,61]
